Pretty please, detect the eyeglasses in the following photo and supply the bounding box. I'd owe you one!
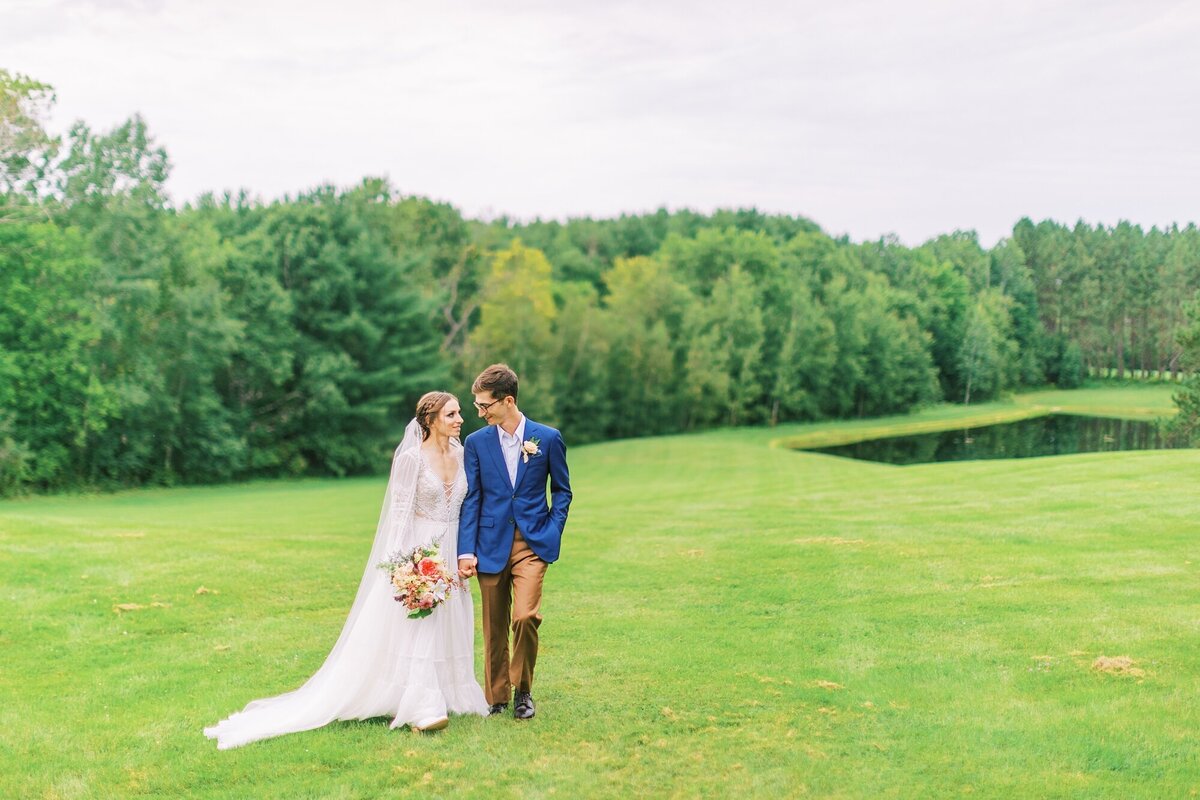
[473,397,505,412]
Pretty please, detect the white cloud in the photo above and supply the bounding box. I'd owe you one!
[5,0,1200,245]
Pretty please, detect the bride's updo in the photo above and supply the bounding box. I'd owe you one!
[415,391,455,441]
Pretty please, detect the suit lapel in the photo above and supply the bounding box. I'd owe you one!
[513,420,536,490]
[484,426,512,488]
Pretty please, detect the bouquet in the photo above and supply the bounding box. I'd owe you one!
[377,544,459,618]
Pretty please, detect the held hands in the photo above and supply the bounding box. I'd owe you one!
[457,556,478,579]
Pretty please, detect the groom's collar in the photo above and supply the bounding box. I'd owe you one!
[498,414,527,442]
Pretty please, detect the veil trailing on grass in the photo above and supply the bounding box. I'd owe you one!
[204,419,425,750]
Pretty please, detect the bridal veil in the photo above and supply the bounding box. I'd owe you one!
[204,420,428,749]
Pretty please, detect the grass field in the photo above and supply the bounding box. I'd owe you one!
[2,386,1198,798]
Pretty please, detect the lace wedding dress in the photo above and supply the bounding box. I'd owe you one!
[204,421,488,749]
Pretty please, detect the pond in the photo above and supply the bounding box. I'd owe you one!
[802,414,1188,465]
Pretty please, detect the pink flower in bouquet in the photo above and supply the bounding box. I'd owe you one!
[378,543,457,619]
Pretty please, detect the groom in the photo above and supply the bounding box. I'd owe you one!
[457,364,572,720]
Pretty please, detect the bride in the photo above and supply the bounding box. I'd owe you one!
[204,392,489,749]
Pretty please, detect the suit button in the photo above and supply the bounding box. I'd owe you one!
[511,493,516,499]
[508,518,515,525]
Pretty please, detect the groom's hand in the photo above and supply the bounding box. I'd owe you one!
[458,556,478,579]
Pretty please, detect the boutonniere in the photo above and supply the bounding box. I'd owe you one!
[521,437,542,463]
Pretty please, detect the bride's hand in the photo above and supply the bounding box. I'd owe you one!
[457,556,477,579]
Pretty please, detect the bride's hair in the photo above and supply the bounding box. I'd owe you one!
[415,391,456,441]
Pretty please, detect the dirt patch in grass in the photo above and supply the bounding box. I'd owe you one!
[1091,655,1145,678]
[112,601,170,614]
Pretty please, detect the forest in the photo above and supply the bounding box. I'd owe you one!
[3,69,1199,493]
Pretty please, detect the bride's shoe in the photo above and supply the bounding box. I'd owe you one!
[412,716,449,733]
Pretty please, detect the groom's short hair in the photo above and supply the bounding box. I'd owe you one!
[473,363,519,400]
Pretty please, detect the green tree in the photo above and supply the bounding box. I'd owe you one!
[924,231,991,292]
[0,222,105,490]
[56,115,169,215]
[908,251,972,400]
[50,116,250,485]
[858,298,940,415]
[599,256,690,437]
[0,69,57,199]
[958,299,1001,405]
[991,238,1044,385]
[256,183,445,474]
[1154,226,1200,379]
[957,290,1018,404]
[814,275,868,416]
[382,191,482,356]
[768,282,837,424]
[682,263,765,427]
[660,226,780,296]
[462,239,558,423]
[197,200,299,475]
[548,282,611,443]
[1169,291,1200,444]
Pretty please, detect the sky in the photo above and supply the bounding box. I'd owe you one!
[5,0,1200,246]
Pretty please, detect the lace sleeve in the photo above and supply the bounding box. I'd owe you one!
[387,448,420,546]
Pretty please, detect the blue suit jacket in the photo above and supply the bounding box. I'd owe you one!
[458,419,572,574]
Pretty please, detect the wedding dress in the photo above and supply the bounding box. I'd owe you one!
[204,420,488,749]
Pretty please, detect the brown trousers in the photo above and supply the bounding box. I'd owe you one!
[476,528,548,705]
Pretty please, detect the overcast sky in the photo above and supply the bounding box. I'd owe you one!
[6,0,1200,245]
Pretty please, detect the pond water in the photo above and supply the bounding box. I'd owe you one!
[803,415,1187,465]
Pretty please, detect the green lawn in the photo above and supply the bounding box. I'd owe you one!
[2,388,1198,798]
[1013,383,1180,420]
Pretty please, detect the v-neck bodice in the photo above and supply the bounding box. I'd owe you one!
[412,450,467,523]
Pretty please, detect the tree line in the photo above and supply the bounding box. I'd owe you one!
[2,69,1199,494]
